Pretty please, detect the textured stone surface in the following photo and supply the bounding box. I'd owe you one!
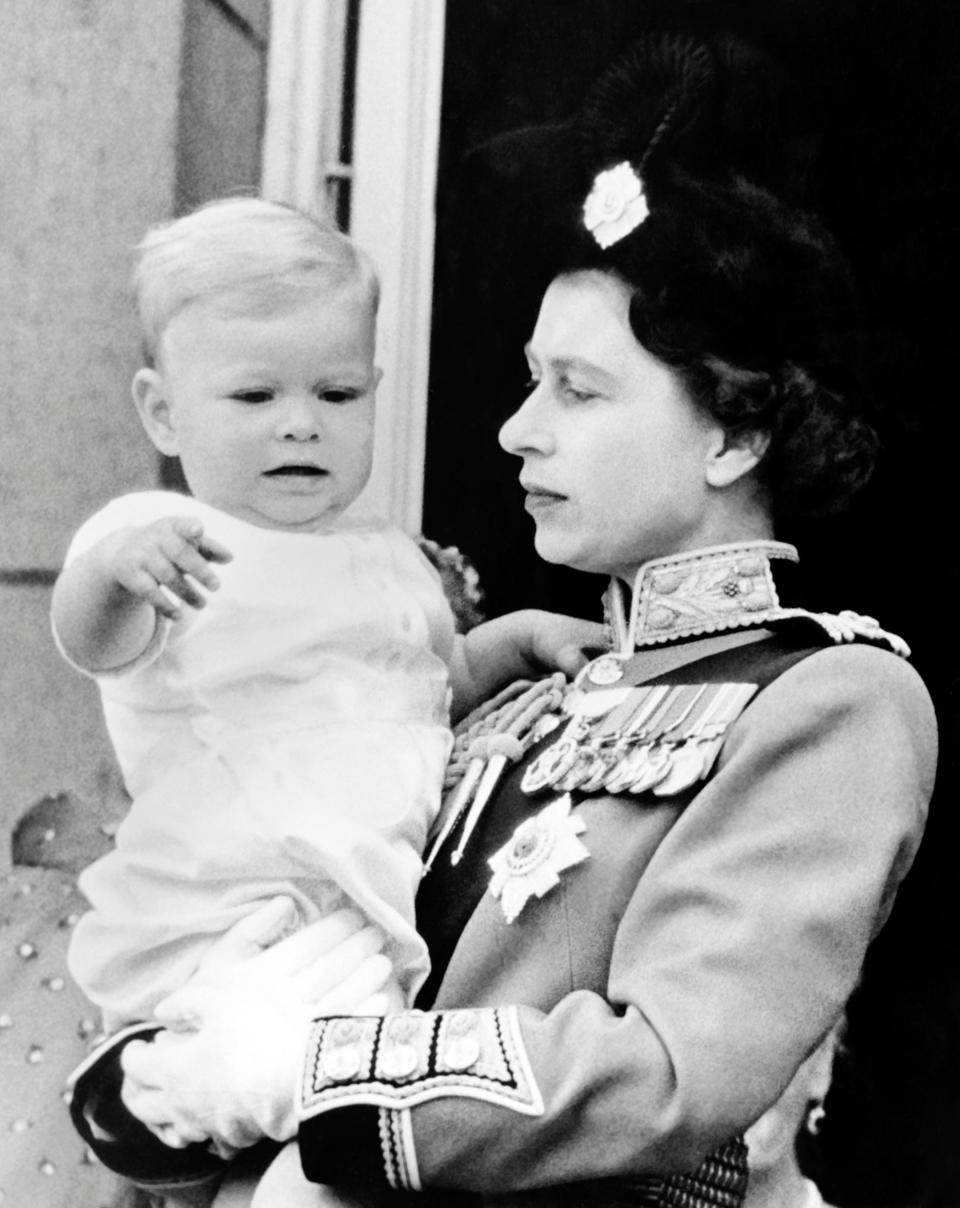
[0,0,183,569]
[0,585,125,852]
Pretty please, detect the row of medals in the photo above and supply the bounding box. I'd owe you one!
[520,678,759,799]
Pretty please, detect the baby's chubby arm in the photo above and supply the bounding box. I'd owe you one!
[448,609,603,722]
[51,516,232,673]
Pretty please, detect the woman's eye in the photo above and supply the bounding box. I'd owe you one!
[320,388,358,404]
[564,382,597,403]
[231,389,273,404]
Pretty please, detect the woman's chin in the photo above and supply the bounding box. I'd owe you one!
[531,530,571,566]
[532,532,599,575]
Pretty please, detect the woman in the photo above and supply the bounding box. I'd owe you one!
[68,33,936,1206]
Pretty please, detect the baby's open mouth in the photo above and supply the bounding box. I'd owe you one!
[264,465,327,476]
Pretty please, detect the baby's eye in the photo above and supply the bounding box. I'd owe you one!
[230,389,273,404]
[319,388,359,404]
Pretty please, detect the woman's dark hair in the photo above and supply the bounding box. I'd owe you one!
[560,33,877,519]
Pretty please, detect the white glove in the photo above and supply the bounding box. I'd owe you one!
[120,899,394,1151]
[121,986,308,1148]
[187,899,395,1007]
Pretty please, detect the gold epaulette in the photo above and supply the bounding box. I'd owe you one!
[771,608,911,658]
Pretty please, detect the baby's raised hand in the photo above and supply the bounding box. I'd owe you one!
[523,611,606,679]
[106,516,233,619]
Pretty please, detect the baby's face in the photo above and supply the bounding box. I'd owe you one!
[149,287,379,531]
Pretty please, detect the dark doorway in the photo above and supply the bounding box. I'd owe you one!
[423,4,960,1205]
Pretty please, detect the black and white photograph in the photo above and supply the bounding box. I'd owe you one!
[1,3,958,1206]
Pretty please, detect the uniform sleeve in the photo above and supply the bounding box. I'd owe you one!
[295,645,936,1193]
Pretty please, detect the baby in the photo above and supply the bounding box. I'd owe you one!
[52,197,592,1206]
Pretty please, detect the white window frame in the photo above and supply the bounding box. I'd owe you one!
[263,0,446,534]
[261,0,350,212]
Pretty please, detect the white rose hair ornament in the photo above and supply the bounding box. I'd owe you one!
[582,161,649,249]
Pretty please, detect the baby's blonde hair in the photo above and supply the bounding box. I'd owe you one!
[133,196,380,364]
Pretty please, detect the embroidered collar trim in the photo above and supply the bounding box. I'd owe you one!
[602,540,910,658]
[605,541,799,651]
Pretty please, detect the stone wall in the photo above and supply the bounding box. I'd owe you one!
[0,0,185,856]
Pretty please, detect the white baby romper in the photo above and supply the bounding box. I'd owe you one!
[60,491,455,1029]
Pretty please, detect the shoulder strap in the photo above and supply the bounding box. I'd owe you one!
[647,633,825,691]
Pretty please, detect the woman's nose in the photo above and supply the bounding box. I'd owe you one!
[278,397,322,441]
[498,387,551,456]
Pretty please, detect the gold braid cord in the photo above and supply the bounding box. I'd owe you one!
[443,674,568,793]
[464,1136,750,1205]
[659,1136,749,1206]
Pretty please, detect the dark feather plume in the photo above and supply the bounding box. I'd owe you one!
[576,33,718,181]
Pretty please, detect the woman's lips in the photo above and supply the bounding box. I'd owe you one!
[522,485,567,514]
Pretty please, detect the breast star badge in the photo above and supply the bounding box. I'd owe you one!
[487,794,589,923]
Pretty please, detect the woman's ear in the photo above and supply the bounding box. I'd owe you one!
[705,427,771,489]
[132,368,179,457]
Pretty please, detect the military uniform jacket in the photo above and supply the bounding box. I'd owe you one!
[71,544,937,1206]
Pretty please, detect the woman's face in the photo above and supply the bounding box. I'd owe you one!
[498,271,728,583]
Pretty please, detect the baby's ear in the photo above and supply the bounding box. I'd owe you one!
[132,368,179,456]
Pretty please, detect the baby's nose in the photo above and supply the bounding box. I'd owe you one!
[279,398,322,440]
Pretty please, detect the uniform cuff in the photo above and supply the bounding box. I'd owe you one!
[297,1007,543,1190]
[298,1103,390,1187]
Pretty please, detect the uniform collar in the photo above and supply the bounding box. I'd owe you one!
[605,540,800,653]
